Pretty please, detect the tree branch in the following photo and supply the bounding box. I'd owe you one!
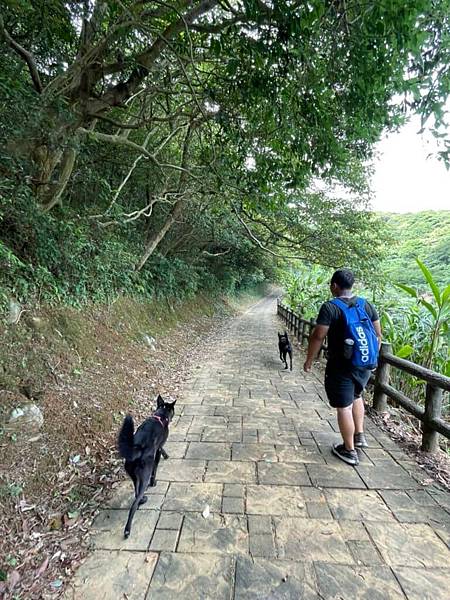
[78,125,195,176]
[232,204,312,262]
[86,0,218,113]
[0,17,43,93]
[202,248,231,256]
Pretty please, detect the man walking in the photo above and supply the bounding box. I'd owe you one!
[303,269,382,466]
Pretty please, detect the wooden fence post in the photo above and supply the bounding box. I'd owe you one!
[421,384,443,453]
[373,342,392,412]
[302,321,309,345]
[299,320,305,345]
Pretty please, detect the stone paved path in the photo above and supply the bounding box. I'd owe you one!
[65,295,450,599]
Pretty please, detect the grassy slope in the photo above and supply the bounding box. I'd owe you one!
[381,210,450,287]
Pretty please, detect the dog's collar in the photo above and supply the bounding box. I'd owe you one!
[152,414,169,428]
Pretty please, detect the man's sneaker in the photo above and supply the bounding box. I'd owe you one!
[332,443,359,466]
[354,432,369,448]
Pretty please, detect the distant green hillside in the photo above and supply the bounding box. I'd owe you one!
[381,211,450,287]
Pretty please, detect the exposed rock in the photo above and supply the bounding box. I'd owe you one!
[142,334,156,350]
[7,403,44,433]
[7,298,22,324]
[29,316,45,330]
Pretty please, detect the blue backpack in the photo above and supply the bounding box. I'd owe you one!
[331,297,379,369]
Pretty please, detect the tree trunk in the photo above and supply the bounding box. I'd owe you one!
[135,199,185,271]
[33,144,63,198]
[42,147,78,211]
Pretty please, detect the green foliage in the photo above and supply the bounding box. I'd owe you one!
[1,3,450,310]
[282,260,449,379]
[0,184,275,311]
[391,259,450,372]
[381,211,450,287]
[280,266,331,320]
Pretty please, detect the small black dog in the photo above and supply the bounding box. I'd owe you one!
[118,394,176,538]
[278,331,293,371]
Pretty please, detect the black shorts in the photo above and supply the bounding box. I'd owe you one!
[324,366,371,408]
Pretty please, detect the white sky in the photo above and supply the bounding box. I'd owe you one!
[370,117,450,213]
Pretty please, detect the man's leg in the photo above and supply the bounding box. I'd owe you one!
[325,368,359,464]
[336,405,355,451]
[352,396,365,434]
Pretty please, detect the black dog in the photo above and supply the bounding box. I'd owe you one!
[118,394,176,538]
[278,331,293,371]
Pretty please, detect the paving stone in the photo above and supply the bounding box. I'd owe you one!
[177,513,248,554]
[382,500,450,525]
[428,487,450,510]
[247,485,307,516]
[432,523,450,549]
[356,464,421,489]
[363,447,398,464]
[202,427,242,443]
[157,511,183,530]
[157,458,206,482]
[347,540,384,566]
[162,482,222,512]
[223,483,244,497]
[307,464,366,489]
[315,563,405,599]
[249,534,277,558]
[146,553,234,599]
[257,461,311,486]
[306,501,332,519]
[91,509,158,551]
[149,528,179,551]
[232,443,277,462]
[275,444,325,464]
[106,482,165,510]
[222,496,245,513]
[183,405,217,416]
[394,567,450,600]
[301,487,326,502]
[407,489,439,506]
[158,441,188,459]
[366,521,450,567]
[205,460,256,483]
[339,520,370,542]
[248,515,272,535]
[63,550,158,600]
[299,436,321,446]
[274,517,353,563]
[186,441,231,460]
[325,489,396,522]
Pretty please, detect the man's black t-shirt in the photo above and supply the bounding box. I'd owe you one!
[316,297,379,370]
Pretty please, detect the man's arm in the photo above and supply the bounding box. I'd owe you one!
[373,319,382,349]
[303,324,329,372]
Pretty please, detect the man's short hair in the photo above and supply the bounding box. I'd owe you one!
[330,269,355,290]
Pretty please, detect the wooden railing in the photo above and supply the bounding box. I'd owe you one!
[277,298,450,453]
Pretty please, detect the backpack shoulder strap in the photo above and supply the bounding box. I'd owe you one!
[330,297,349,311]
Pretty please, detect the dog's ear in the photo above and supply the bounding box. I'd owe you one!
[278,332,281,337]
[156,394,164,408]
[284,330,288,336]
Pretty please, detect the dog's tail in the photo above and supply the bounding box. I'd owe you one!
[118,415,136,461]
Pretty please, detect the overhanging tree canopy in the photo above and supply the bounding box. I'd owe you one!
[1,0,449,283]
